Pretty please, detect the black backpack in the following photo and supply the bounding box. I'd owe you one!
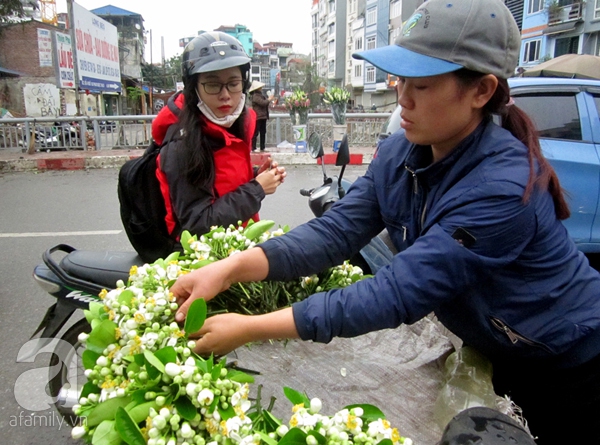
[117,94,182,263]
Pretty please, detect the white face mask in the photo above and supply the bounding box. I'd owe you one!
[196,90,246,128]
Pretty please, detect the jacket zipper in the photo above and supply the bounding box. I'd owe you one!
[491,317,541,347]
[405,165,428,231]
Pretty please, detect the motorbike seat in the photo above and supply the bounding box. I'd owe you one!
[60,250,143,290]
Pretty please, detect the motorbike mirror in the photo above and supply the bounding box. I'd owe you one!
[335,134,350,167]
[308,132,324,159]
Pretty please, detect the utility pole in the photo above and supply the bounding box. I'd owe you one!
[67,0,81,115]
[149,29,153,110]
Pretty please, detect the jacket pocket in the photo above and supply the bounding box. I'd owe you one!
[490,317,554,353]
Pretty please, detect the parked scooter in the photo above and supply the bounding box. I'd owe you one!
[17,124,60,152]
[24,246,141,423]
[301,132,394,274]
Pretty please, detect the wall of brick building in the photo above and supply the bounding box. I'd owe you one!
[0,20,58,77]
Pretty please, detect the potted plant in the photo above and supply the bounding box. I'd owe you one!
[324,87,351,125]
[284,89,311,125]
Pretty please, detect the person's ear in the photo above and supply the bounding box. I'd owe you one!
[472,74,498,109]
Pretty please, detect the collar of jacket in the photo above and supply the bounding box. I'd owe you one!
[200,108,254,147]
[404,119,490,191]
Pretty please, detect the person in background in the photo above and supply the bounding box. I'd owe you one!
[170,2,600,443]
[249,81,272,152]
[152,32,286,244]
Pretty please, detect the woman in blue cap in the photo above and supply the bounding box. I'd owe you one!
[170,1,600,442]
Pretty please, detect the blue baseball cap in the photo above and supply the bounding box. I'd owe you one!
[352,0,521,79]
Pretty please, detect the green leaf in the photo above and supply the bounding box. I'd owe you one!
[85,301,105,324]
[154,346,177,365]
[189,259,215,270]
[164,251,180,263]
[133,353,145,367]
[218,402,235,421]
[243,219,275,241]
[126,401,158,424]
[181,230,194,253]
[81,381,101,399]
[91,318,102,330]
[257,431,279,445]
[92,419,122,445]
[174,396,197,421]
[343,404,387,422]
[86,320,117,354]
[376,440,394,445]
[283,387,310,407]
[184,298,207,335]
[143,349,166,373]
[117,290,134,306]
[82,349,101,370]
[308,430,326,445]
[115,407,146,445]
[87,396,132,427]
[228,369,255,384]
[278,428,308,445]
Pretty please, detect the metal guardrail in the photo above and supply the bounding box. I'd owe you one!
[0,113,391,153]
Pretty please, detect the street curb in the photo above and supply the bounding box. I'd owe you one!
[0,152,373,173]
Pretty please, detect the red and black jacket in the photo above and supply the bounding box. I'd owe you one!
[152,92,262,239]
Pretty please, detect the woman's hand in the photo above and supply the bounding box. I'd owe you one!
[189,308,299,356]
[255,160,286,195]
[171,248,271,323]
[172,261,232,322]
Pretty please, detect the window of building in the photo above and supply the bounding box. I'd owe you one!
[390,27,401,44]
[328,23,335,35]
[329,60,335,73]
[595,0,600,19]
[391,1,402,19]
[513,93,581,141]
[328,39,335,54]
[355,36,363,50]
[555,36,579,57]
[329,0,335,14]
[367,7,377,25]
[354,64,362,77]
[366,36,376,50]
[528,0,543,14]
[523,39,541,63]
[366,66,375,83]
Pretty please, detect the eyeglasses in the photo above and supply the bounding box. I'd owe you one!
[199,80,243,95]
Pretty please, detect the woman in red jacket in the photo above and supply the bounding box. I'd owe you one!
[153,33,286,242]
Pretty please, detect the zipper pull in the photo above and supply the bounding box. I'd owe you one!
[402,226,407,242]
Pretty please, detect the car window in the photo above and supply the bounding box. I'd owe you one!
[512,93,582,141]
[594,94,600,118]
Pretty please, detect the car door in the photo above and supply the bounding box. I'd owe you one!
[510,83,600,252]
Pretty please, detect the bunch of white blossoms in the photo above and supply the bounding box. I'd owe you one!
[272,395,413,445]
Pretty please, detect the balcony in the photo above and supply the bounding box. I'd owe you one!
[548,1,584,25]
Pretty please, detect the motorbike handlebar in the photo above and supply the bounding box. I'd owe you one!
[299,188,313,197]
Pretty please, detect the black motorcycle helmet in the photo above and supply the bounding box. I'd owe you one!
[439,407,535,445]
[181,32,251,90]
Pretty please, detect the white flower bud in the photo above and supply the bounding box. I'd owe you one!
[181,422,194,439]
[71,426,87,439]
[96,356,108,367]
[77,332,89,342]
[165,363,181,377]
[310,398,322,414]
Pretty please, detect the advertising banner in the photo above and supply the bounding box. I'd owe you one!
[37,28,53,67]
[72,2,122,93]
[53,31,75,89]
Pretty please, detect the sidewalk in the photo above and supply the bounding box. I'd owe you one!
[0,144,376,172]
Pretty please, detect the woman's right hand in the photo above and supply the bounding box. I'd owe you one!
[255,165,286,195]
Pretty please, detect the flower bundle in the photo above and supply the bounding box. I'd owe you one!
[323,88,350,105]
[284,90,311,111]
[71,220,410,444]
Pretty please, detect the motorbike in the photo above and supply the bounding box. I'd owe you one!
[17,125,60,152]
[301,132,394,275]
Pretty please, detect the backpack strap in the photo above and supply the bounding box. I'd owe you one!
[167,91,182,117]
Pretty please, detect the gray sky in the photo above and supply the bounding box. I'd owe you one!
[56,0,313,63]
